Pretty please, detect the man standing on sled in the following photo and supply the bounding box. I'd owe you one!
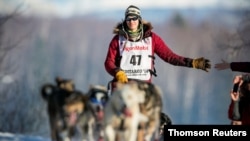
[104,4,211,137]
[104,5,211,88]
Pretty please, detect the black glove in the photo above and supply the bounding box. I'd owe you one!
[192,57,211,72]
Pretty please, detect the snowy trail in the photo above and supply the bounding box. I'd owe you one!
[0,132,50,141]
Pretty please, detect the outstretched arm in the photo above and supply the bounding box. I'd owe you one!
[214,59,230,70]
[215,59,250,73]
[152,32,211,72]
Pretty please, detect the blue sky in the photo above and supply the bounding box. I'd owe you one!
[0,0,249,18]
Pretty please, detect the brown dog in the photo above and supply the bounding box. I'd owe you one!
[41,77,88,141]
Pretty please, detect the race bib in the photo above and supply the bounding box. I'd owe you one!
[119,36,153,80]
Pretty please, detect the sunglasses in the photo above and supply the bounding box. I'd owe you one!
[126,16,139,22]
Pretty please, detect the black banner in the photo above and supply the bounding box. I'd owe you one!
[163,125,250,139]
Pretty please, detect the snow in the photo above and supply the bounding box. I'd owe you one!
[0,132,50,141]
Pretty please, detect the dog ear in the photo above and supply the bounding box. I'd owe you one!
[55,77,75,92]
[89,84,94,89]
[63,80,75,91]
[55,76,62,84]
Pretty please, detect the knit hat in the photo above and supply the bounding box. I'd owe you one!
[125,5,141,19]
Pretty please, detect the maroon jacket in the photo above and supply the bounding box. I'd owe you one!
[230,62,250,73]
[104,20,193,82]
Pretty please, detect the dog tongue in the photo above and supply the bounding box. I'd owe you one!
[97,111,104,120]
[123,108,132,117]
[69,112,77,126]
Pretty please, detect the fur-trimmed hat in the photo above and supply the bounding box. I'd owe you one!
[125,5,141,18]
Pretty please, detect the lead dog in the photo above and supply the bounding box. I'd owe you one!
[41,81,88,141]
[103,81,148,141]
[41,77,98,141]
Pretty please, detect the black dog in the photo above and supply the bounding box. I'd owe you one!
[41,77,88,141]
[159,112,172,141]
[159,112,172,134]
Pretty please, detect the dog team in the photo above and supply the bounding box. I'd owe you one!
[41,77,171,141]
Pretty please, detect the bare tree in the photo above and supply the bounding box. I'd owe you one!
[215,7,250,60]
[0,3,29,75]
[0,10,26,133]
[237,12,250,50]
